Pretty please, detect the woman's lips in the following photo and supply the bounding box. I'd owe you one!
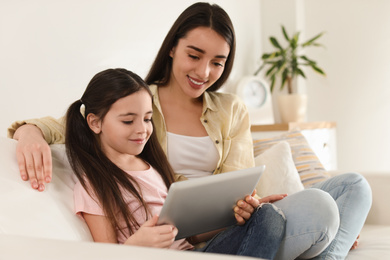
[188,76,207,89]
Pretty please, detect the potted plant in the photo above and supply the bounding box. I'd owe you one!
[255,25,326,123]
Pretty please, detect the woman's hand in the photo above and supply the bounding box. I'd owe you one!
[125,215,177,248]
[13,124,52,191]
[234,190,287,225]
[258,193,288,204]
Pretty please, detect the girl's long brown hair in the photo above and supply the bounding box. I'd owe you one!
[145,2,236,92]
[65,68,175,238]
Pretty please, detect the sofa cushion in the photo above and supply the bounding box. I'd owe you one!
[254,141,304,197]
[346,224,390,260]
[253,130,330,188]
[0,137,92,241]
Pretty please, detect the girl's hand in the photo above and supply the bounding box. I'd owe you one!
[14,124,52,191]
[234,191,287,225]
[125,215,177,248]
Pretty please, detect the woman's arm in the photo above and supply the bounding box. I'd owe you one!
[8,116,66,144]
[215,95,255,174]
[9,116,66,191]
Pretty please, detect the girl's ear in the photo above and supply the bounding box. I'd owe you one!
[87,113,102,134]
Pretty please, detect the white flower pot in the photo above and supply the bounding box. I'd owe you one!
[277,94,307,123]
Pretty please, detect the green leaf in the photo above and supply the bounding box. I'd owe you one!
[282,26,290,41]
[290,32,300,48]
[302,32,325,47]
[297,68,306,78]
[261,53,272,59]
[281,68,289,88]
[265,63,278,77]
[270,37,282,50]
[270,75,276,92]
[300,55,316,65]
[312,65,326,75]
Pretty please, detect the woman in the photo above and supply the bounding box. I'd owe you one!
[9,2,371,259]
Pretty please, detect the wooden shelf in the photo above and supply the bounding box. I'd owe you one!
[251,121,336,132]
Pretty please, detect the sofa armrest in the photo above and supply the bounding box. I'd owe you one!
[329,170,390,225]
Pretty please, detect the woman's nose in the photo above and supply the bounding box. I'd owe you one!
[195,60,210,79]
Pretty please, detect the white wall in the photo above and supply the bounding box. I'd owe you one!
[0,0,261,136]
[260,0,390,172]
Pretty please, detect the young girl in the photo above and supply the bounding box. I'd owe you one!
[65,68,286,258]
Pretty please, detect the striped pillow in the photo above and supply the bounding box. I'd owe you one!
[253,130,330,188]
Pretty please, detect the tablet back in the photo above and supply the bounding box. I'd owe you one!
[157,165,265,240]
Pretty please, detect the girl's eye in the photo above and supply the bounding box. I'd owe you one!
[123,121,133,125]
[144,118,152,123]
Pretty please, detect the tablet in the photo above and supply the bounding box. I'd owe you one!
[157,165,265,240]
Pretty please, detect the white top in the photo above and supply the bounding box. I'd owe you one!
[167,132,220,178]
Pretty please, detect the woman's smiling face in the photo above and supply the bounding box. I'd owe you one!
[169,27,230,98]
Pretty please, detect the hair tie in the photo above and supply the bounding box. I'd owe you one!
[80,102,86,119]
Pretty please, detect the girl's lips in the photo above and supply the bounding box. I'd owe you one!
[130,138,145,144]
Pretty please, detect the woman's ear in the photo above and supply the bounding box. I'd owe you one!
[169,47,176,58]
[87,113,102,134]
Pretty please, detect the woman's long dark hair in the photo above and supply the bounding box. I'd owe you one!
[145,2,236,92]
[65,68,175,238]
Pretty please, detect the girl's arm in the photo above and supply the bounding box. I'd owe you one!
[187,228,225,244]
[83,213,178,248]
[125,215,178,248]
[83,213,118,243]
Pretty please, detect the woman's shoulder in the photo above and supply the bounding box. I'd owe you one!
[206,91,246,109]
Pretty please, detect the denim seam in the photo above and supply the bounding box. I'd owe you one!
[237,209,256,255]
[317,180,355,259]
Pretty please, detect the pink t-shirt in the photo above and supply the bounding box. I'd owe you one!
[74,166,193,251]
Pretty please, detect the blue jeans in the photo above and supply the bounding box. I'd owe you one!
[197,203,286,259]
[273,172,372,260]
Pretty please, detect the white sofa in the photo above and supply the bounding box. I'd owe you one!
[0,136,389,259]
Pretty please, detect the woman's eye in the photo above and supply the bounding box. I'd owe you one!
[144,118,152,123]
[189,55,199,60]
[214,62,224,67]
[123,121,133,125]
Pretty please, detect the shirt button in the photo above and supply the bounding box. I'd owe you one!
[204,119,208,123]
[215,140,219,144]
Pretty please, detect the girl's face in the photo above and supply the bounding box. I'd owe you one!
[92,90,153,160]
[169,27,230,98]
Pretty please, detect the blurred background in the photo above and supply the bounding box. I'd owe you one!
[1,0,389,172]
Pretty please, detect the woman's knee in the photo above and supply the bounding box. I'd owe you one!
[343,172,373,209]
[275,189,340,237]
[344,172,372,195]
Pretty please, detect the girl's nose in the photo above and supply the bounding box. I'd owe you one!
[135,120,147,133]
